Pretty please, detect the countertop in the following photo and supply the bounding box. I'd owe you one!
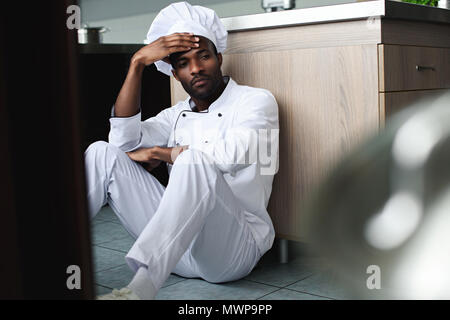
[221,0,450,32]
[78,0,450,52]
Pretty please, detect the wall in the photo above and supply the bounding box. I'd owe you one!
[79,0,359,44]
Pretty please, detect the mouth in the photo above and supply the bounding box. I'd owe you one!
[191,77,209,87]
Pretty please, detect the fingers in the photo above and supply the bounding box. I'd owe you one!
[167,46,193,55]
[152,33,200,60]
[165,32,198,41]
[165,39,199,48]
[162,33,199,49]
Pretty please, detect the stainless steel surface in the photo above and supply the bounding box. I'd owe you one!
[222,0,450,32]
[302,90,450,299]
[261,0,296,13]
[78,27,110,44]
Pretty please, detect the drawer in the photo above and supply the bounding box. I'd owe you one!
[378,45,450,92]
[379,89,450,125]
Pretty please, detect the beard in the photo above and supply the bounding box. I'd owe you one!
[181,73,223,100]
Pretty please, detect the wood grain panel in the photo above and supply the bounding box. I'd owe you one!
[380,89,450,126]
[381,19,450,48]
[379,45,450,92]
[223,19,381,55]
[171,45,379,240]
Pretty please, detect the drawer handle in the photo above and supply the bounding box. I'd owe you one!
[416,65,435,72]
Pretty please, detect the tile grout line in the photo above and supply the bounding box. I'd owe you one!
[280,274,338,300]
[281,273,315,288]
[242,272,314,290]
[93,263,129,275]
[160,278,189,289]
[255,287,285,300]
[281,287,337,300]
[245,275,333,300]
[241,279,285,290]
[95,283,114,292]
[94,244,130,254]
[92,235,133,247]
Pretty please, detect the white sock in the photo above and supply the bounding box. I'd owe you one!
[127,266,157,300]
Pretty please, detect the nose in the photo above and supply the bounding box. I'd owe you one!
[189,58,203,75]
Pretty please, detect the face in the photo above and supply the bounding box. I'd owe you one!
[170,37,223,100]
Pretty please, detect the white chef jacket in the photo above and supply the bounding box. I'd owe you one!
[108,76,279,255]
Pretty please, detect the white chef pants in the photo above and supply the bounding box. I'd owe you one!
[84,141,261,292]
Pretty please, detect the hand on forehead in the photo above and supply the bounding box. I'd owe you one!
[146,2,227,76]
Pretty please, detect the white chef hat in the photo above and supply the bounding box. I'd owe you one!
[146,1,228,76]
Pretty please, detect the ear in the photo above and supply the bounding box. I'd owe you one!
[171,68,179,81]
[217,53,223,68]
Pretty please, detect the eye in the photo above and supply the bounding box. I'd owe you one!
[201,54,210,60]
[178,61,187,68]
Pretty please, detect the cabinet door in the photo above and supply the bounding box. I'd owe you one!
[379,45,450,92]
[171,45,379,241]
[380,89,450,126]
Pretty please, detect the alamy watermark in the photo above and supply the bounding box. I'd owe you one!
[66,265,81,290]
[170,127,280,176]
[66,5,81,30]
[366,265,381,290]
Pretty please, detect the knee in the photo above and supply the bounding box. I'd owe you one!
[85,140,108,155]
[85,141,124,157]
[84,141,124,168]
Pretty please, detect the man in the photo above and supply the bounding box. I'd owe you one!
[86,2,279,300]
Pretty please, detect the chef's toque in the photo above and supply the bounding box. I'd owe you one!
[146,1,228,76]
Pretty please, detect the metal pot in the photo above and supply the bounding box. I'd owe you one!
[78,27,109,44]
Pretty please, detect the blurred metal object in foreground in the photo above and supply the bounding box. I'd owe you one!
[261,0,295,12]
[303,90,450,299]
[78,25,109,44]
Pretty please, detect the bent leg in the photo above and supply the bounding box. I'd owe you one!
[84,141,165,238]
[125,149,261,292]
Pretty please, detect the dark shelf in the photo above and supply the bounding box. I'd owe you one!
[78,43,145,54]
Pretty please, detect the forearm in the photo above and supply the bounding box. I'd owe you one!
[153,146,189,164]
[113,58,145,118]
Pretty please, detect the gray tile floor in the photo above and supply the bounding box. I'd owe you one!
[91,205,351,300]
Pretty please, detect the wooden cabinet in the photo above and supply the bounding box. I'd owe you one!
[170,18,450,242]
[379,45,450,92]
[380,89,450,122]
[221,45,380,241]
[379,44,450,125]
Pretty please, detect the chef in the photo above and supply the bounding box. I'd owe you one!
[85,1,279,300]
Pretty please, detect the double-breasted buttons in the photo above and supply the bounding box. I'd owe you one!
[182,113,186,117]
[218,113,222,117]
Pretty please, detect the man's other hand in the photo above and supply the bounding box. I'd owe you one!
[126,147,156,163]
[126,146,188,166]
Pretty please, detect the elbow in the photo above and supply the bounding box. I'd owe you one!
[108,133,141,153]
